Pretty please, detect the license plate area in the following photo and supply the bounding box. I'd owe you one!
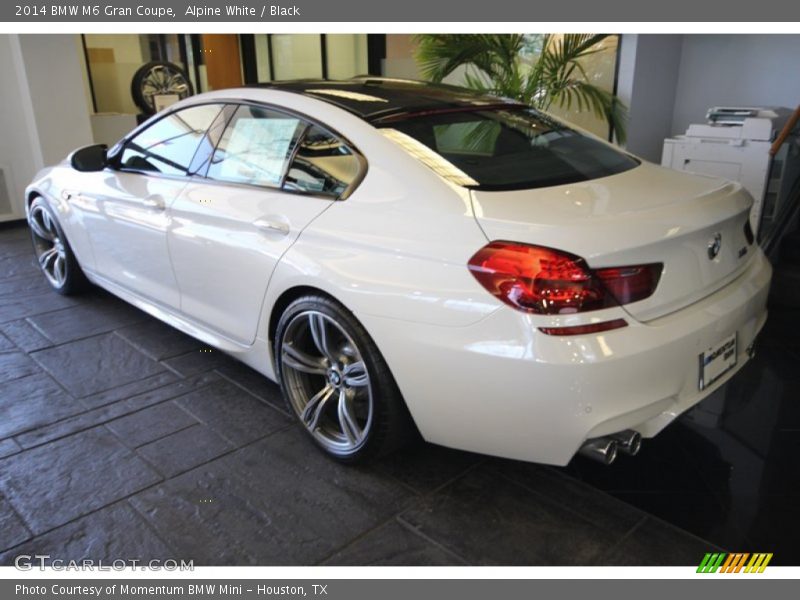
[699,333,737,391]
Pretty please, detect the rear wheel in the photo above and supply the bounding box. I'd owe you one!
[28,197,88,295]
[274,295,412,463]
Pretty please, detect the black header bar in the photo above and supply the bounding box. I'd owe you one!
[2,0,799,23]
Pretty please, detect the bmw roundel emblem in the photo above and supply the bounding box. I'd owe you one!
[708,233,722,260]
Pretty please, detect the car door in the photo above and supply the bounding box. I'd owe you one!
[168,103,363,345]
[78,103,225,308]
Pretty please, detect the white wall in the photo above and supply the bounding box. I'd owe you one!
[0,34,93,220]
[671,35,800,135]
[19,35,94,166]
[616,34,683,162]
[0,35,42,220]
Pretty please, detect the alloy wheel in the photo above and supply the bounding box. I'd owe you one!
[138,64,191,113]
[28,203,67,289]
[280,310,373,455]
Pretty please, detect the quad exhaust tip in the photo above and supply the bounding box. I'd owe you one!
[611,429,642,456]
[578,430,642,465]
[578,438,619,465]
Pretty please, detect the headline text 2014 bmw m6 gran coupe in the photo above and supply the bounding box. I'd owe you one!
[25,78,772,465]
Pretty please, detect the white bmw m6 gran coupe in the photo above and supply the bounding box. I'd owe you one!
[25,78,772,465]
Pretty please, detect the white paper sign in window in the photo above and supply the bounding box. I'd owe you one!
[216,117,301,186]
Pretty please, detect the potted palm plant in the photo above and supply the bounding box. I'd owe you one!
[414,34,627,143]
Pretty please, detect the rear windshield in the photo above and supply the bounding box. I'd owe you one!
[379,108,639,191]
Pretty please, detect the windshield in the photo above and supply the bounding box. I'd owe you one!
[378,108,639,191]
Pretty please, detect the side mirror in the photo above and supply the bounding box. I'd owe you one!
[69,144,108,172]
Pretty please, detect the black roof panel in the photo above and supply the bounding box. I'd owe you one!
[260,78,524,123]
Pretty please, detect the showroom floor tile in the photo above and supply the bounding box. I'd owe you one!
[398,466,623,565]
[0,371,85,439]
[0,426,162,534]
[31,332,169,398]
[0,502,175,564]
[322,519,468,566]
[0,222,795,566]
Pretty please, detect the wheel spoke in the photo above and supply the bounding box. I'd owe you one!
[309,313,336,362]
[53,254,66,284]
[38,247,57,270]
[337,389,362,447]
[343,361,368,388]
[28,214,52,241]
[301,385,335,430]
[42,210,56,236]
[282,342,327,375]
[282,309,374,455]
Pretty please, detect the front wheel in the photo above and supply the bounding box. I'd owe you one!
[274,295,413,463]
[28,196,88,295]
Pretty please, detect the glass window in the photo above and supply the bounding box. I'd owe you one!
[206,105,305,187]
[380,108,639,191]
[187,105,232,176]
[283,125,361,197]
[83,34,186,114]
[118,103,224,176]
[543,35,620,139]
[325,34,369,79]
[271,34,323,80]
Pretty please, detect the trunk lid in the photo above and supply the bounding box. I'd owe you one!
[470,162,757,321]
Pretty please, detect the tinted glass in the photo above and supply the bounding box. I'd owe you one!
[380,108,638,191]
[206,105,305,187]
[283,125,360,197]
[119,104,224,176]
[188,106,232,176]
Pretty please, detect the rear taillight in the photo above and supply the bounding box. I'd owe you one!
[467,241,662,315]
[593,265,662,306]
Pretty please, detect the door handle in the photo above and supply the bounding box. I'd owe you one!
[252,217,290,236]
[142,194,166,211]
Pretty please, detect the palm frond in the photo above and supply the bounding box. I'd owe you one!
[412,33,628,142]
[414,34,525,84]
[550,80,628,143]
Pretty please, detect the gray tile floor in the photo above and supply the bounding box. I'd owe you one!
[0,223,718,566]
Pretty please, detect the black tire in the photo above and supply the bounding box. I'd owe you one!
[274,295,414,463]
[28,196,89,295]
[130,61,194,115]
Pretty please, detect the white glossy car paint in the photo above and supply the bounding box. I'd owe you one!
[170,178,334,344]
[73,170,185,308]
[25,87,772,465]
[472,164,757,321]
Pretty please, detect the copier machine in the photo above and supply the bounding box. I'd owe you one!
[662,107,800,237]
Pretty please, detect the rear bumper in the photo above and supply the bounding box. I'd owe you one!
[360,249,772,465]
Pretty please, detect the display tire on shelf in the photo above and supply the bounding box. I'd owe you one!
[130,60,194,115]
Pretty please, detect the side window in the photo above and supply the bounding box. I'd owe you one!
[118,104,224,176]
[187,105,233,176]
[206,105,305,187]
[283,125,361,197]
